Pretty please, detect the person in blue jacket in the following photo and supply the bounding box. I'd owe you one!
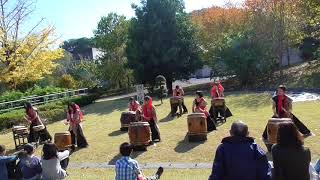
[0,145,18,180]
[208,121,271,180]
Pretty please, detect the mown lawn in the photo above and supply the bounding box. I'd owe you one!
[0,92,319,179]
[66,169,211,180]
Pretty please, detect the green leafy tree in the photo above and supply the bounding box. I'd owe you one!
[216,31,277,86]
[61,38,95,59]
[94,13,132,89]
[126,0,202,92]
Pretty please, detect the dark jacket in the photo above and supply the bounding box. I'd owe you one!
[272,144,311,180]
[209,136,271,180]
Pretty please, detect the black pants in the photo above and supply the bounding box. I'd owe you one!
[60,157,70,170]
[207,116,217,131]
[70,125,88,148]
[209,106,232,121]
[28,122,52,143]
[148,120,161,142]
[181,102,188,112]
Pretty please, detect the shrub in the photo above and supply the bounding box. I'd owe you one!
[58,74,78,89]
[0,86,67,103]
[0,94,99,131]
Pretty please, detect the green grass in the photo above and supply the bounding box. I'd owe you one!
[1,92,319,178]
[65,169,211,180]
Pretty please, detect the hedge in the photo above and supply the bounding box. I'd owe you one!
[0,94,99,131]
[0,86,66,103]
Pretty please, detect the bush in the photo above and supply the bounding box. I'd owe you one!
[0,94,99,131]
[58,74,78,89]
[216,32,277,86]
[0,86,67,103]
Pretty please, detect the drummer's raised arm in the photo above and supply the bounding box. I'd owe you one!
[180,88,185,96]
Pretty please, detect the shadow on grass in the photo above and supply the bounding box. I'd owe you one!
[159,113,175,123]
[108,130,127,137]
[108,151,145,165]
[108,153,122,165]
[83,99,128,116]
[174,135,204,153]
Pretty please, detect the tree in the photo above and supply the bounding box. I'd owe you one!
[94,13,133,89]
[216,31,277,86]
[126,0,202,92]
[61,37,94,60]
[192,6,247,75]
[0,0,64,90]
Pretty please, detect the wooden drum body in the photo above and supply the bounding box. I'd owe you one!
[54,132,72,150]
[187,113,207,135]
[170,97,183,106]
[267,118,292,144]
[128,122,151,146]
[120,111,136,129]
[211,98,225,107]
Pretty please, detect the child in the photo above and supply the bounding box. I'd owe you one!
[19,144,42,180]
[0,145,18,180]
[41,143,70,180]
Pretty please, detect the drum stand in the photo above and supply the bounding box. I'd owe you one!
[12,130,28,150]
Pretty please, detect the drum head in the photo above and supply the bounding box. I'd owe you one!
[188,113,206,118]
[55,132,71,136]
[130,122,149,126]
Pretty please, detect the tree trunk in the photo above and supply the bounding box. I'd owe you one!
[286,42,290,66]
[166,78,173,95]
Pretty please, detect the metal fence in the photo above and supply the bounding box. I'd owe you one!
[0,88,88,113]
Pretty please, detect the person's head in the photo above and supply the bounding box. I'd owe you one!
[67,103,73,112]
[277,85,287,96]
[195,91,203,98]
[42,143,58,160]
[230,121,249,137]
[119,142,133,156]
[24,102,33,113]
[144,96,151,105]
[23,143,35,155]
[175,85,179,89]
[277,122,303,148]
[129,97,134,103]
[0,145,6,156]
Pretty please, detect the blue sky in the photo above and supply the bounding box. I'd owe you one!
[30,0,244,41]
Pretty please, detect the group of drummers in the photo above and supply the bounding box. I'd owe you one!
[12,102,89,151]
[122,80,233,146]
[123,82,313,150]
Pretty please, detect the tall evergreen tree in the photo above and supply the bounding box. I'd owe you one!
[126,0,202,91]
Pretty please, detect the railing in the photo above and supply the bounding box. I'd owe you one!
[0,88,88,113]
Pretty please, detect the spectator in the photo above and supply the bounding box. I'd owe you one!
[0,145,18,180]
[208,121,271,180]
[115,142,163,180]
[272,122,311,180]
[41,143,70,180]
[19,144,42,180]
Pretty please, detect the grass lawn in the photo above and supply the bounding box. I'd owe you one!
[66,169,211,180]
[1,92,319,179]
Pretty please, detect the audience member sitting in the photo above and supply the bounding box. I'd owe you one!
[41,143,70,180]
[115,142,163,180]
[19,143,42,180]
[208,121,271,180]
[0,145,18,180]
[272,122,311,180]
